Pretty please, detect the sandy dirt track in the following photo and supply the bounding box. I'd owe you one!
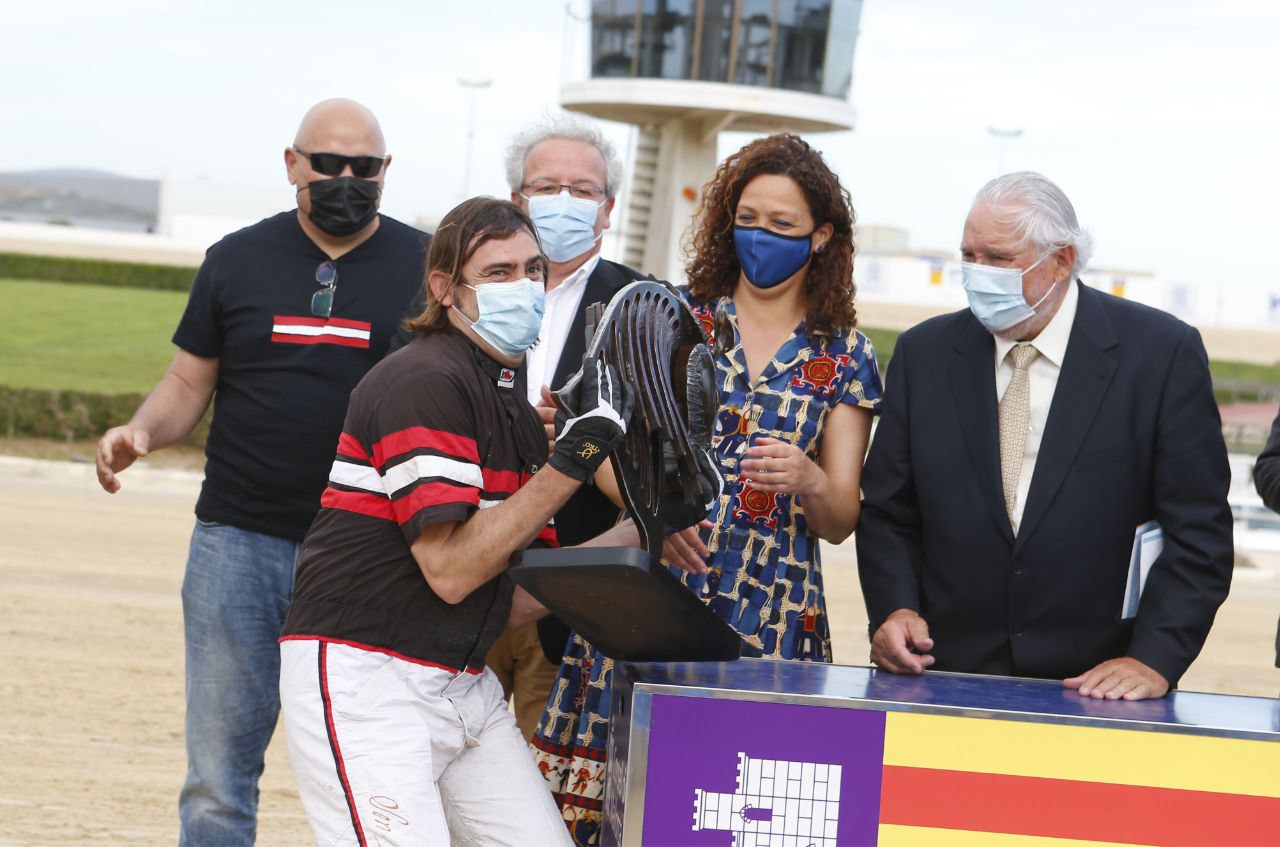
[2,456,1277,846]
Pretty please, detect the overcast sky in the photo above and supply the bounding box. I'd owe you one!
[1,0,1277,287]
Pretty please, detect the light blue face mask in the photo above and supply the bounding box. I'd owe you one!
[526,190,604,263]
[455,277,546,357]
[960,255,1058,333]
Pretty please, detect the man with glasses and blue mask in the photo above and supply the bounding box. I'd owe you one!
[466,114,649,740]
[93,98,426,844]
[856,171,1232,702]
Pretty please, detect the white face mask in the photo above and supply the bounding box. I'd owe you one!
[452,277,546,357]
[960,254,1058,333]
[525,191,604,263]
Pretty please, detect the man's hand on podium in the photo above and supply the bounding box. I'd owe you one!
[1064,657,1170,701]
[870,609,936,674]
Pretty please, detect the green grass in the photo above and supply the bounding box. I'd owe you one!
[861,327,898,364]
[0,278,185,393]
[1209,359,1280,385]
[2,276,1279,399]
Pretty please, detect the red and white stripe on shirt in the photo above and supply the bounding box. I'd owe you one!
[272,316,372,348]
[319,427,556,545]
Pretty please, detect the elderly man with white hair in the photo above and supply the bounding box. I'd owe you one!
[856,171,1233,701]
[479,113,650,739]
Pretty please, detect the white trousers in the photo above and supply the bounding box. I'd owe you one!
[279,639,572,847]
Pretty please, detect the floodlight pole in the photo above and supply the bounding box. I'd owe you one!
[458,78,493,201]
[987,126,1023,175]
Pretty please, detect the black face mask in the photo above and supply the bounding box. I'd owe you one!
[302,176,381,237]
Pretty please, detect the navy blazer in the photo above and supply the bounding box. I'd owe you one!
[856,281,1233,685]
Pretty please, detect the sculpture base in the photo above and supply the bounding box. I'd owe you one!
[510,546,756,662]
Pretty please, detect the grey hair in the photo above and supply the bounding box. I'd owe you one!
[973,171,1094,276]
[503,113,624,197]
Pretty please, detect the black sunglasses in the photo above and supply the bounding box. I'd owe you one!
[293,147,386,179]
[312,260,337,318]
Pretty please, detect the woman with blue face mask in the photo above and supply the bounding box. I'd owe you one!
[531,133,884,845]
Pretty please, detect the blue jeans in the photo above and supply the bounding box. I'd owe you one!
[179,520,299,846]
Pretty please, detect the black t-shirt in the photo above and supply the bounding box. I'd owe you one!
[172,211,427,540]
[280,330,554,671]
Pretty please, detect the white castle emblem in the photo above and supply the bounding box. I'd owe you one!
[692,752,842,846]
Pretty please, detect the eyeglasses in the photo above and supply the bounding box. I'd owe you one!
[293,147,386,179]
[520,180,607,201]
[311,261,337,318]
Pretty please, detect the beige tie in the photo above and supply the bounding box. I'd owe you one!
[999,344,1039,523]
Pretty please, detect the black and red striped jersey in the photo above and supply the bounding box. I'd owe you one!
[281,329,555,673]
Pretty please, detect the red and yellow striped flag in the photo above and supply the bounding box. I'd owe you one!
[877,712,1280,845]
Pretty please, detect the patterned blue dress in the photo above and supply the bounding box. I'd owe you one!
[531,289,884,844]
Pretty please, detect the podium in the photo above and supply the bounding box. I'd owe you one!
[603,659,1280,846]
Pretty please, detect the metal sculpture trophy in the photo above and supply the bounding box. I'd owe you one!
[510,280,754,662]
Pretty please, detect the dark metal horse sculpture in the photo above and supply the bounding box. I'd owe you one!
[557,279,717,560]
[510,280,750,662]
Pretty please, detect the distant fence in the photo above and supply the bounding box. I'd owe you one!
[1215,379,1277,454]
[1223,422,1270,456]
[1213,379,1280,406]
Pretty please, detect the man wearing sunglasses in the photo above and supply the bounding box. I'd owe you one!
[94,98,427,846]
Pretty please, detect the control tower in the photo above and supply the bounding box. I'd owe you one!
[562,1,864,281]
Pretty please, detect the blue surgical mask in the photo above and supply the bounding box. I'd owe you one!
[455,277,546,357]
[526,191,604,263]
[960,255,1057,333]
[733,226,814,289]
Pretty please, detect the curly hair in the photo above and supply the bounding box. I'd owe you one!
[685,133,857,339]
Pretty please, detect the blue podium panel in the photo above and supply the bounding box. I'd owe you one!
[604,659,1280,846]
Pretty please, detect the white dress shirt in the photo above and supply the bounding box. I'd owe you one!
[526,253,602,405]
[994,279,1079,534]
